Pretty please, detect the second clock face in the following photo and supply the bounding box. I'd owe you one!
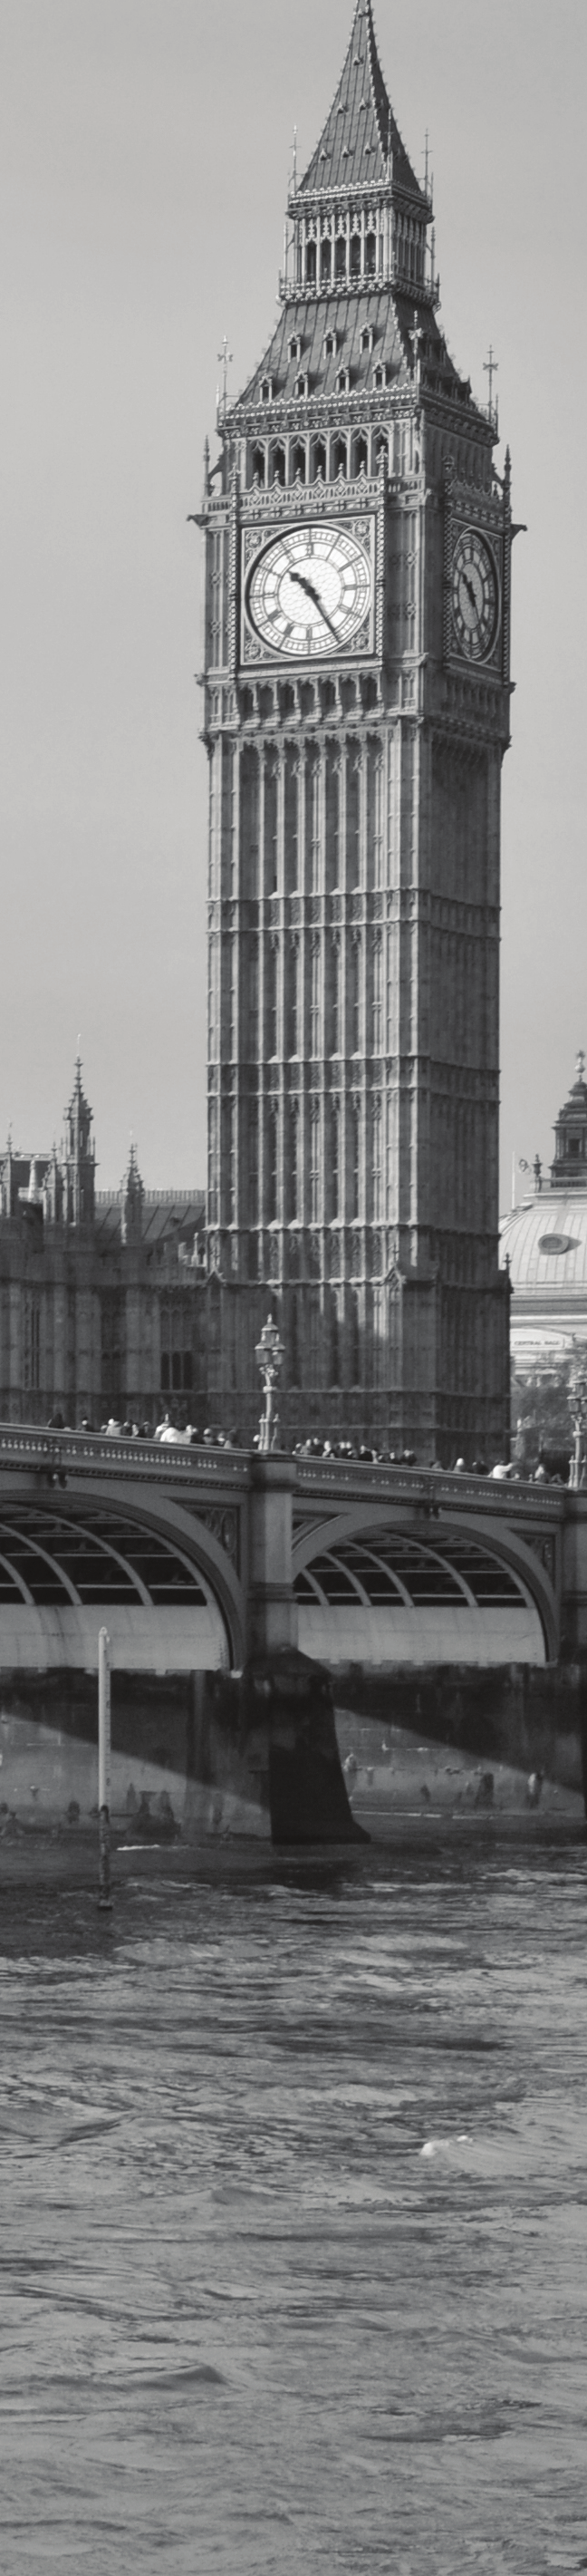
[451,528,499,663]
[245,522,372,658]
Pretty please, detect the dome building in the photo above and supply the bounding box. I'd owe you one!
[501,1055,587,1370]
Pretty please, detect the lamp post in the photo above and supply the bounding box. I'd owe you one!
[255,1313,284,1454]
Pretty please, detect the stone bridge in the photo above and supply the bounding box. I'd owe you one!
[0,1422,580,1679]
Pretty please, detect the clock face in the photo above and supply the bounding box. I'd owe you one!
[245,521,372,659]
[451,528,499,663]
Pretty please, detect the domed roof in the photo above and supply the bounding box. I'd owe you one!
[501,1194,587,1296]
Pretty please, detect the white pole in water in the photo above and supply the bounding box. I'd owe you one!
[98,1626,112,1910]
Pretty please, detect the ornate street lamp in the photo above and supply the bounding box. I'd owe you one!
[255,1313,284,1454]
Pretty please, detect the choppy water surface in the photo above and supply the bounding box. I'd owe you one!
[3,1836,587,2574]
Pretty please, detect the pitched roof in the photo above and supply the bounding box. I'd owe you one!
[297,0,425,204]
[238,287,455,414]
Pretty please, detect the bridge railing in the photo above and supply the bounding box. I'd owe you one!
[0,1424,245,1488]
[0,1423,565,1525]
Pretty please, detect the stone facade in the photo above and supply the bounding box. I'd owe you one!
[195,0,512,1462]
[0,1062,206,1426]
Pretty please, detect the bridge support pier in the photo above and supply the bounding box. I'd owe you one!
[247,1457,298,1661]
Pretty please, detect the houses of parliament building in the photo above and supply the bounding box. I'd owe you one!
[197,0,515,1461]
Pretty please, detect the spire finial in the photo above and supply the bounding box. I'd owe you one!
[484,344,498,421]
[576,1049,585,1083]
[217,336,233,422]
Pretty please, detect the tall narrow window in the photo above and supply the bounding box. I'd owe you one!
[351,938,361,1055]
[241,747,259,899]
[350,233,361,279]
[229,939,238,1057]
[333,436,347,478]
[350,1290,361,1384]
[252,445,265,485]
[291,1107,300,1221]
[368,741,383,887]
[335,233,347,281]
[293,441,306,481]
[229,1101,237,1224]
[291,1293,300,1387]
[372,1105,382,1222]
[284,749,298,888]
[208,938,219,1059]
[347,746,361,884]
[352,1106,361,1219]
[332,940,342,1056]
[248,1104,258,1222]
[321,237,332,286]
[306,749,321,891]
[208,1102,217,1225]
[306,240,316,286]
[372,1286,384,1387]
[310,941,321,1059]
[249,942,259,1057]
[332,1105,341,1220]
[273,445,286,487]
[265,754,278,894]
[309,1109,320,1225]
[268,943,278,1058]
[309,1296,319,1385]
[325,749,340,888]
[365,231,376,276]
[290,940,301,1057]
[330,1293,340,1389]
[268,1111,278,1224]
[372,942,382,1053]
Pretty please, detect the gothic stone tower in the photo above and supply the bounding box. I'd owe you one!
[197,0,513,1462]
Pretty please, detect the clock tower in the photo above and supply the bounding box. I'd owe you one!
[197,0,513,1462]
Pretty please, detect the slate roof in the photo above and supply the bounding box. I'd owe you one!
[297,0,426,206]
[239,287,457,414]
[93,1191,205,1254]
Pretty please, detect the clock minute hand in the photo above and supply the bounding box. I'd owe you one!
[290,568,339,643]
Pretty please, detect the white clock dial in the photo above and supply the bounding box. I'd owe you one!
[245,522,372,658]
[451,528,498,663]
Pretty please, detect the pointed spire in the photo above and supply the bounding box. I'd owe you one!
[121,1138,144,1244]
[296,0,425,204]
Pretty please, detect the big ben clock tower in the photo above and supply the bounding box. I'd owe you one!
[197,0,513,1463]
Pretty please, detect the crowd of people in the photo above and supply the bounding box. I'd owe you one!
[43,1409,568,1479]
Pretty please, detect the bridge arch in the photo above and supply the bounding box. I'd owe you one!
[0,1480,246,1672]
[293,1505,556,1668]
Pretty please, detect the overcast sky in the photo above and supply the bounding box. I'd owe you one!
[1,0,585,1201]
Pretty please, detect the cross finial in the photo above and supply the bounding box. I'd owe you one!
[292,124,297,191]
[424,128,429,192]
[484,344,498,412]
[409,309,423,381]
[217,335,233,417]
[576,1049,585,1082]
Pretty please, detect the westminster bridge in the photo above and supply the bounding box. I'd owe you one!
[0,1424,585,1833]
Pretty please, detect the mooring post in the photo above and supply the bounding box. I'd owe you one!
[98,1625,112,1910]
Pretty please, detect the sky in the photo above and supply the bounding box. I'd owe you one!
[1,0,586,1201]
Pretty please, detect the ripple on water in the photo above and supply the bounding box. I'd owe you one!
[1,1836,587,2571]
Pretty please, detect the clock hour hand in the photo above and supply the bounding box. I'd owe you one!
[289,567,339,643]
[462,572,478,612]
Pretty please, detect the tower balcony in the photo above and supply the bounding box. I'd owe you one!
[278,264,440,311]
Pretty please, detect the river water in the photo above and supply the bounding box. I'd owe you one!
[3,1832,587,2574]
